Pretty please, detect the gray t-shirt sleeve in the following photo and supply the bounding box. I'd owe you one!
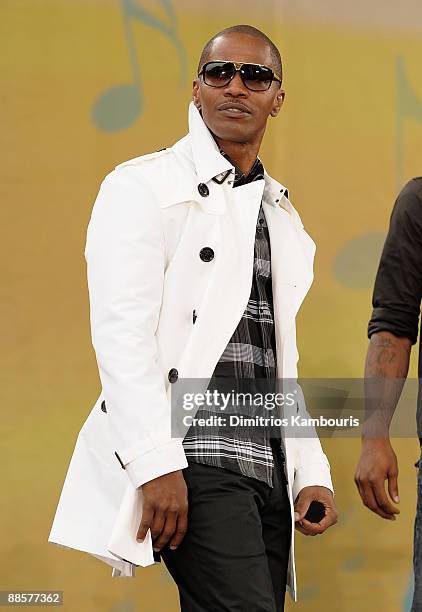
[368,177,422,345]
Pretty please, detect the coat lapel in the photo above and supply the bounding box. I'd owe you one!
[167,180,315,401]
[263,197,315,348]
[172,179,265,385]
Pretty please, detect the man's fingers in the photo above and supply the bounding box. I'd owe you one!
[355,440,401,519]
[294,498,311,522]
[137,503,154,542]
[137,470,188,549]
[150,511,166,548]
[295,522,311,536]
[301,518,324,535]
[361,480,396,520]
[362,484,392,519]
[387,472,400,505]
[295,519,321,536]
[153,511,177,551]
[354,476,368,508]
[316,508,338,532]
[169,508,188,550]
[372,480,399,517]
[296,503,337,535]
[355,470,398,519]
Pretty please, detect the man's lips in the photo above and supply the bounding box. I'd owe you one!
[217,102,251,116]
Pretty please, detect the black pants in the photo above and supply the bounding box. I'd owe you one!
[159,440,291,612]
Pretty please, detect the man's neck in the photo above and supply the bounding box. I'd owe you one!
[211,135,262,177]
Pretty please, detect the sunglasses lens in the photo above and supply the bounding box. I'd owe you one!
[201,61,274,90]
[241,64,273,90]
[203,62,234,87]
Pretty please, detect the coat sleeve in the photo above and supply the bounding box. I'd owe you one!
[84,166,188,489]
[282,320,334,502]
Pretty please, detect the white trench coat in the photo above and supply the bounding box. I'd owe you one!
[48,102,333,602]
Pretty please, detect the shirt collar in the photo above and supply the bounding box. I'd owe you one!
[217,148,264,187]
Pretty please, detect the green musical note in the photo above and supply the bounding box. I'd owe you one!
[92,0,187,132]
[396,56,422,189]
[332,231,387,289]
[334,58,422,289]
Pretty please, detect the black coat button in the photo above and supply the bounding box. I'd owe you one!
[200,247,214,262]
[198,183,209,197]
[168,368,178,383]
[101,400,107,413]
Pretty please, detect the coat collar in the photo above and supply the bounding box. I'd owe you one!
[155,102,302,224]
[188,101,234,185]
[186,102,302,219]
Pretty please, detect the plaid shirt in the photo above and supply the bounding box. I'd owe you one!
[182,150,285,488]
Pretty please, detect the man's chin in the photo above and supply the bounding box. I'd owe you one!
[210,122,253,143]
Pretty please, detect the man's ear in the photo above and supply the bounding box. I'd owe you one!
[270,89,285,117]
[192,79,201,110]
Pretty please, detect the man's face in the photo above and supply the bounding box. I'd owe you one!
[192,33,285,144]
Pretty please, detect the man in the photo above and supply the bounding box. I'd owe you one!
[355,177,422,611]
[49,24,337,610]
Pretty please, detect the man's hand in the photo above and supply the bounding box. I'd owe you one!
[136,470,188,551]
[294,486,338,536]
[354,438,400,520]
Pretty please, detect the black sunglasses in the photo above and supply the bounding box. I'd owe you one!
[198,60,282,92]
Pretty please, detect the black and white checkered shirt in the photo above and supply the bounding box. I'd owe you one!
[182,150,285,488]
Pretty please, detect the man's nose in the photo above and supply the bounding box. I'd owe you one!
[224,70,248,95]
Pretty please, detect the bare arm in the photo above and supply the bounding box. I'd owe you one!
[362,331,411,437]
[355,331,411,519]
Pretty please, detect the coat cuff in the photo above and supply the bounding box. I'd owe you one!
[292,461,334,502]
[123,439,189,489]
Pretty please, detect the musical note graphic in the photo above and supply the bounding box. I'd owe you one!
[396,55,422,189]
[334,58,422,290]
[332,231,386,289]
[92,0,187,132]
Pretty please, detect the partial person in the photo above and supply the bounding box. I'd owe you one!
[355,178,422,612]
